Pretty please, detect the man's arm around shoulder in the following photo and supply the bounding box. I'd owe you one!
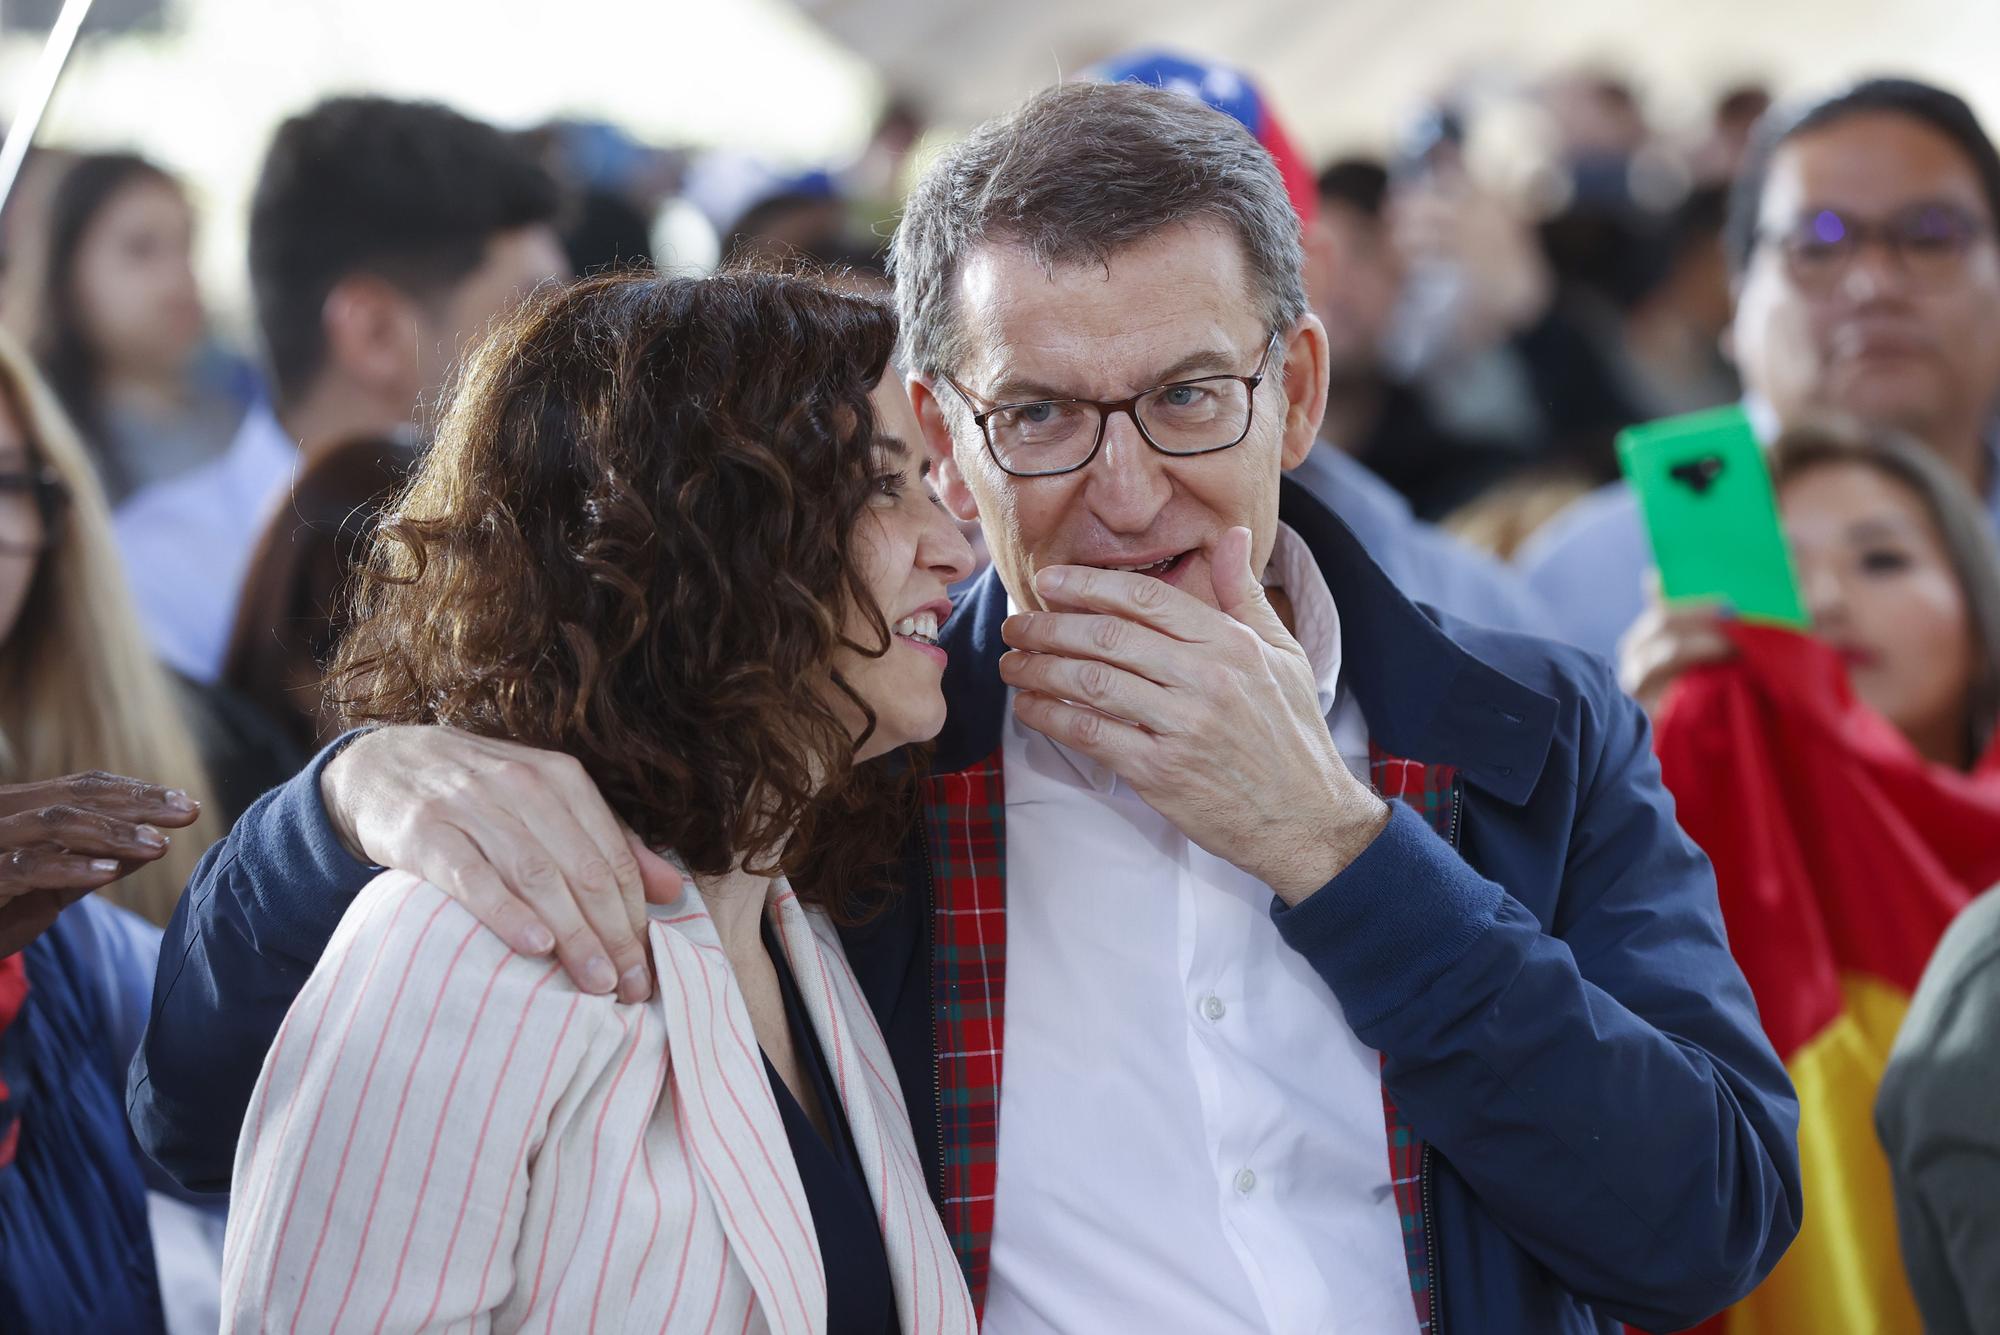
[130,724,681,1192]
[128,737,374,1191]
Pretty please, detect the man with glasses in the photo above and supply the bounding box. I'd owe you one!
[1522,78,2000,658]
[132,81,1800,1333]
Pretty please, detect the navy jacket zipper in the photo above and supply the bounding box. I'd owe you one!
[1421,776,1467,1335]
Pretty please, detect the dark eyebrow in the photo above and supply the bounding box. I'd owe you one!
[984,347,1243,406]
[1846,516,1923,543]
[872,432,933,476]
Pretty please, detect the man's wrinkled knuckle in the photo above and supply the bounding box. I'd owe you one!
[1078,662,1115,701]
[489,757,538,792]
[406,792,451,829]
[515,855,562,892]
[1089,617,1124,654]
[439,861,489,900]
[1071,711,1105,747]
[1131,577,1169,610]
[574,856,619,893]
[608,855,643,895]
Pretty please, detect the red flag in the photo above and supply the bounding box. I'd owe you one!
[1651,624,2000,1333]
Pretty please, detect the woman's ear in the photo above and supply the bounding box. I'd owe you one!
[909,374,981,522]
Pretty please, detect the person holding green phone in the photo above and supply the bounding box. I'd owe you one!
[1619,419,2000,764]
[1619,417,2000,1333]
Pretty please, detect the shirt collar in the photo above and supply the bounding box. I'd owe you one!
[1006,522,1342,794]
[1264,520,1343,717]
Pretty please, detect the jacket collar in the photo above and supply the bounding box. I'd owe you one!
[933,476,1557,805]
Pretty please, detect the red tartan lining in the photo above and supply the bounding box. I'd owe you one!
[1370,743,1460,1333]
[922,757,1007,1316]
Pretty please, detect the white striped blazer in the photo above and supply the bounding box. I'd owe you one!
[220,869,977,1334]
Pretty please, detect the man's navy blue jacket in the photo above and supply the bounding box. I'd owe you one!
[130,479,1801,1333]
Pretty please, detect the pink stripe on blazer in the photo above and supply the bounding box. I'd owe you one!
[221,870,977,1334]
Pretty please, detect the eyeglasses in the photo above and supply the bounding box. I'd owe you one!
[940,332,1281,478]
[0,465,69,555]
[1759,203,1993,295]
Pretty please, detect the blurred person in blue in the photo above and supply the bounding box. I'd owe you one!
[115,97,570,683]
[683,150,880,274]
[0,772,204,1335]
[133,78,1799,1334]
[1521,78,2000,659]
[1098,52,1551,635]
[30,152,258,504]
[529,118,683,277]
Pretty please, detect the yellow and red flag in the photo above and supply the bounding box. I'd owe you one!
[1652,625,2000,1334]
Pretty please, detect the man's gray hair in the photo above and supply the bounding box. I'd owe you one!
[888,80,1308,376]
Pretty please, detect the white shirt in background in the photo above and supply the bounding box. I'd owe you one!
[114,403,297,682]
[982,523,1415,1335]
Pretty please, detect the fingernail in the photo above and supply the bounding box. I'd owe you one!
[1035,567,1064,595]
[522,924,555,954]
[135,824,168,850]
[583,956,618,993]
[91,859,121,874]
[165,789,197,813]
[618,965,651,1002]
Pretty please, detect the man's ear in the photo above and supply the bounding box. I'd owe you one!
[1278,313,1332,471]
[909,373,981,522]
[322,274,424,404]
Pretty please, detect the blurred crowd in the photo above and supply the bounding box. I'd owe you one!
[0,35,1998,1335]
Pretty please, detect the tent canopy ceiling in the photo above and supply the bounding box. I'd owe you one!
[794,0,2000,156]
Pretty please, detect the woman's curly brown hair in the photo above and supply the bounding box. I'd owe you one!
[330,270,913,919]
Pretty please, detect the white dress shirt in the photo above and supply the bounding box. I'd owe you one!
[114,402,297,681]
[223,871,976,1333]
[982,523,1415,1335]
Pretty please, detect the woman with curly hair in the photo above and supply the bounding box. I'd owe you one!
[219,270,978,1333]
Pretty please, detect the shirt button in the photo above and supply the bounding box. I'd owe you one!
[1200,995,1227,1022]
[1234,1168,1257,1196]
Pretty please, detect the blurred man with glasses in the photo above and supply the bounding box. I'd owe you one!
[1523,78,2000,658]
[135,79,1801,1335]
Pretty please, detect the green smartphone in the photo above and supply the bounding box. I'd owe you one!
[1616,405,1807,628]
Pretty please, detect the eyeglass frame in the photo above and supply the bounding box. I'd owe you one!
[937,330,1283,478]
[1755,202,1995,294]
[0,464,70,555]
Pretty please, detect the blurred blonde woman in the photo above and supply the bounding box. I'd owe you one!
[0,328,213,925]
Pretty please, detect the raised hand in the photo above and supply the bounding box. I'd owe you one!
[999,526,1388,903]
[1616,576,1738,718]
[0,771,202,957]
